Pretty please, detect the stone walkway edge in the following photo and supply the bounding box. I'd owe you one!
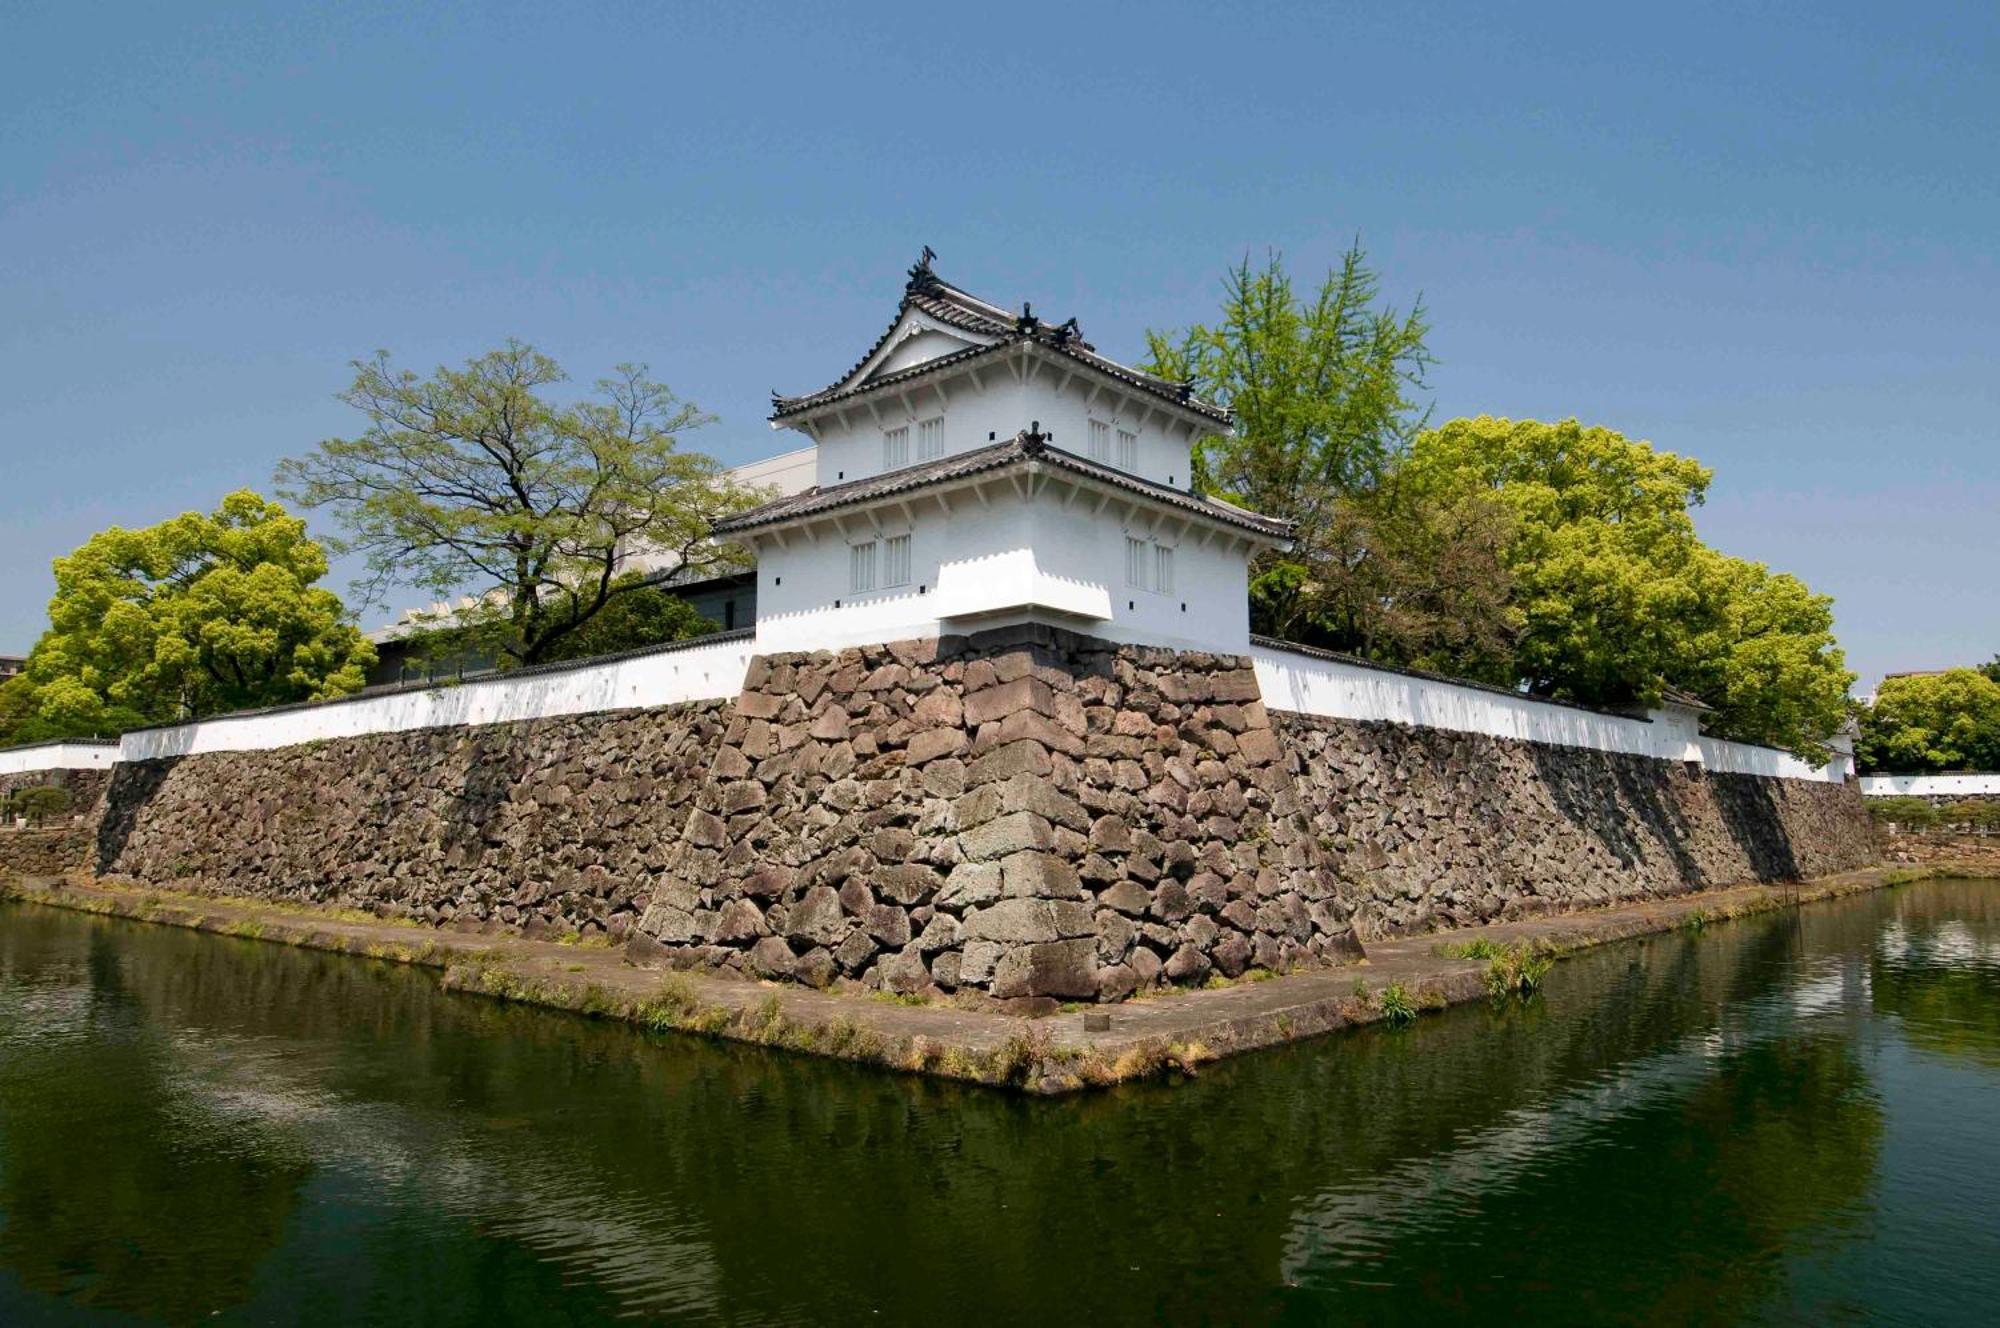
[0,866,1936,1094]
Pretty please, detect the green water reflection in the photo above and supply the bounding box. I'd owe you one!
[2,880,1997,1325]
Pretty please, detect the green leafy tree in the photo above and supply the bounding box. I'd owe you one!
[1676,551,1850,756]
[1401,416,1851,755]
[539,576,719,662]
[6,491,372,737]
[1401,416,1713,705]
[1145,246,1435,642]
[1979,655,2000,685]
[277,342,763,666]
[1858,669,2000,773]
[1278,476,1519,678]
[401,574,719,670]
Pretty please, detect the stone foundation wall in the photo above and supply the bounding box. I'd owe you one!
[68,627,1879,1002]
[632,627,1361,1003]
[1275,712,1876,938]
[96,703,731,941]
[0,827,92,876]
[0,765,110,814]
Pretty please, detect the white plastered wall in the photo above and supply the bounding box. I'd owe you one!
[747,472,1255,654]
[797,347,1208,492]
[1252,644,1852,784]
[1859,773,2000,797]
[120,637,753,761]
[0,742,119,776]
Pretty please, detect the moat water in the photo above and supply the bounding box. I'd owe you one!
[2,880,1998,1326]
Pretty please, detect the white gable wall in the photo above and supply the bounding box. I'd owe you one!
[793,351,1207,492]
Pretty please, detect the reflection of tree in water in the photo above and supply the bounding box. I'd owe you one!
[0,922,311,1324]
[1870,879,2000,1071]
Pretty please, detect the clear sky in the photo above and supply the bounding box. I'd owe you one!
[2,1,1993,689]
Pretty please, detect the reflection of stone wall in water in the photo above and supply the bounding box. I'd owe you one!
[1277,713,1876,938]
[80,626,1875,1001]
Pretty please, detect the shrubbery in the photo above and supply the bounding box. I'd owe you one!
[2,785,72,826]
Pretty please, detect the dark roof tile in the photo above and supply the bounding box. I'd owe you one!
[712,431,1289,541]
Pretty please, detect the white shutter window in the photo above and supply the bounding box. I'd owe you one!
[1125,536,1149,590]
[850,540,877,593]
[1117,428,1138,472]
[917,417,944,461]
[1154,543,1175,595]
[883,426,909,469]
[1089,419,1111,462]
[883,534,911,586]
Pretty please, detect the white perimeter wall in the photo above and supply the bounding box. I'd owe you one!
[1859,773,2000,797]
[1251,644,1851,784]
[90,629,1849,784]
[0,742,119,776]
[120,637,753,761]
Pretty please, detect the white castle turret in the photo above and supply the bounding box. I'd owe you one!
[713,253,1290,653]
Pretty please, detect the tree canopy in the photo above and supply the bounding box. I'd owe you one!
[1147,248,1852,757]
[1144,246,1438,646]
[1858,669,2000,773]
[276,342,762,666]
[1402,417,1851,754]
[0,491,372,742]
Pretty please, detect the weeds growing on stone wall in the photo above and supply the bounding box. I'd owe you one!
[1378,983,1417,1025]
[1481,942,1554,999]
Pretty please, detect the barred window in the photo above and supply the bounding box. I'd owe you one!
[1117,428,1138,472]
[850,540,877,593]
[883,425,909,469]
[1125,536,1149,589]
[916,417,944,461]
[883,533,911,587]
[1154,543,1175,594]
[1090,419,1111,462]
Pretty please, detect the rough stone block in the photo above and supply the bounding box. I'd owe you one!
[998,849,1084,900]
[957,810,1055,861]
[991,939,1097,999]
[786,885,848,946]
[937,861,1002,911]
[961,897,1060,944]
[747,936,797,979]
[963,676,1056,726]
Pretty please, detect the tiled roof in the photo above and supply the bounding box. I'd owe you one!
[770,255,1231,427]
[1657,684,1714,712]
[711,430,1291,542]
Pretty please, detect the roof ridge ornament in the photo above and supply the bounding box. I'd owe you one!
[1020,420,1049,450]
[1016,301,1039,334]
[905,245,943,296]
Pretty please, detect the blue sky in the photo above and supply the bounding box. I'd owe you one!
[2,1,1993,689]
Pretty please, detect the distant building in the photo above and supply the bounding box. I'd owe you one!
[0,654,24,682]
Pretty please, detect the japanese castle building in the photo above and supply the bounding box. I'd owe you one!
[713,254,1289,653]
